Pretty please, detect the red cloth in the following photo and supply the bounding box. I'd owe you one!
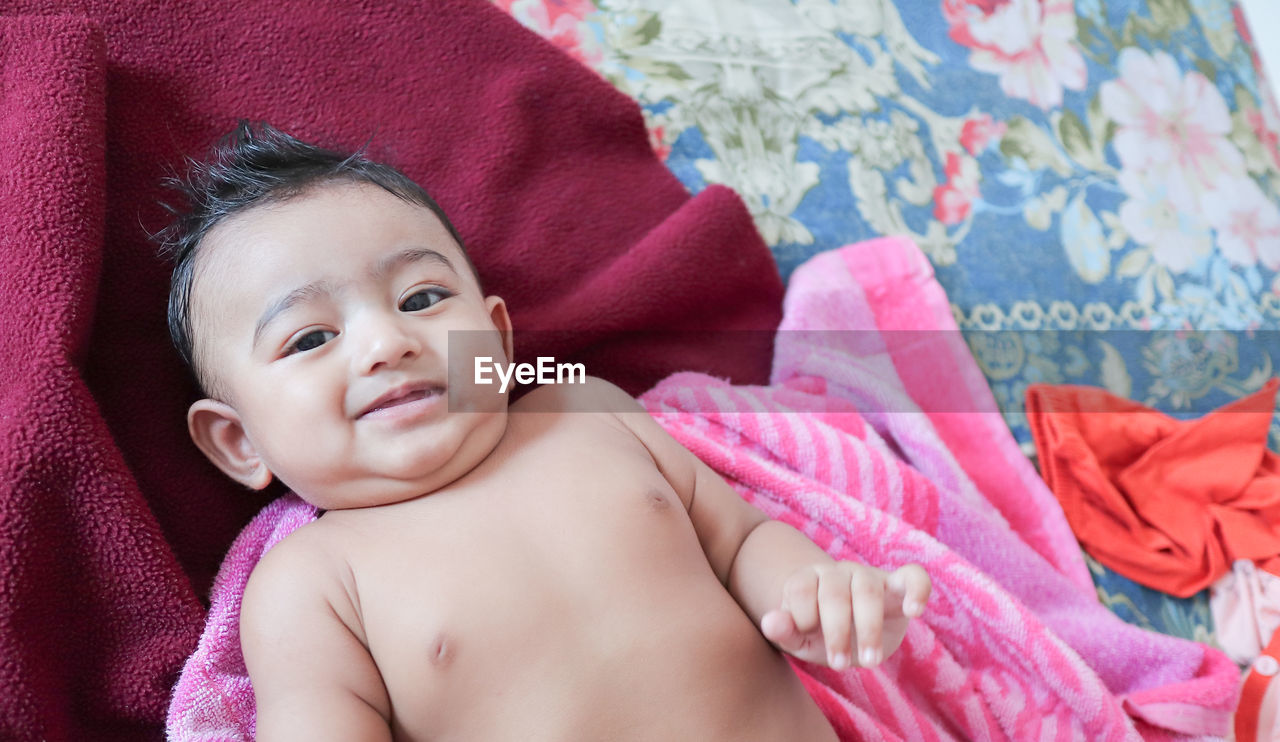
[1026,379,1280,598]
[0,4,783,739]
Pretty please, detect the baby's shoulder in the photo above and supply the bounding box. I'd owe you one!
[237,518,383,716]
[241,519,354,626]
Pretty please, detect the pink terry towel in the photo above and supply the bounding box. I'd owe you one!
[168,237,1239,741]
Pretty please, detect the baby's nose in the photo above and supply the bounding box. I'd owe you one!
[355,316,422,374]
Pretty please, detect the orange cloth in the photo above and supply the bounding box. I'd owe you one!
[1025,378,1280,598]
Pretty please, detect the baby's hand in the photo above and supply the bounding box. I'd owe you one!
[760,562,930,670]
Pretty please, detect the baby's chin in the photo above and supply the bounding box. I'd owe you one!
[291,409,512,510]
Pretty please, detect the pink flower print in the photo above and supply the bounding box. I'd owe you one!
[1118,169,1213,273]
[1202,175,1280,270]
[647,124,671,162]
[1245,76,1280,173]
[960,114,1008,154]
[933,152,981,224]
[1235,4,1254,50]
[496,0,601,66]
[942,0,1087,109]
[1100,48,1244,212]
[537,0,595,27]
[1246,106,1280,172]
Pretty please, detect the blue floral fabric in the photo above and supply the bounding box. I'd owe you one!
[496,0,1280,650]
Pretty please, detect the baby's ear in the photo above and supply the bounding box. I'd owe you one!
[485,295,513,364]
[187,399,273,490]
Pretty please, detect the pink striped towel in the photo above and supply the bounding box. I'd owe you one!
[167,237,1239,741]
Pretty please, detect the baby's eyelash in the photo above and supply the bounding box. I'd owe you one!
[400,286,453,312]
[284,328,336,355]
[276,287,450,357]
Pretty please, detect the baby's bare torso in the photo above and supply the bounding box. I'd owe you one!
[306,399,838,741]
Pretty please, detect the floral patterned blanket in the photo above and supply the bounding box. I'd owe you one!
[494,0,1280,649]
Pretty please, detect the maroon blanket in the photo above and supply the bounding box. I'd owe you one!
[0,3,782,739]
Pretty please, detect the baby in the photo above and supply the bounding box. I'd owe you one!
[160,121,931,741]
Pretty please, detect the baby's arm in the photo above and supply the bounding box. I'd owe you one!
[240,531,392,741]
[590,378,930,670]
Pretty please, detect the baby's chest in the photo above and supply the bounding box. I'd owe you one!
[345,470,729,732]
[359,461,706,618]
[357,458,705,626]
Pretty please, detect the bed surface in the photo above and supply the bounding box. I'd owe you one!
[497,0,1280,647]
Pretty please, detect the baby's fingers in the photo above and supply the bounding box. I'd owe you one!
[781,568,821,634]
[851,569,885,667]
[761,609,799,648]
[762,609,827,665]
[886,564,931,617]
[816,569,853,669]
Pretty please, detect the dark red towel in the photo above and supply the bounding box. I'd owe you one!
[0,3,783,739]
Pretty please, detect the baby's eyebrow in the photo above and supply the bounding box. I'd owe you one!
[252,281,337,350]
[251,247,458,350]
[370,246,457,283]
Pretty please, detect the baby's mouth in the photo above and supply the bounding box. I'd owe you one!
[358,384,445,418]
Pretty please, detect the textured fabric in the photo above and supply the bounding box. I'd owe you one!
[167,238,1239,741]
[166,495,317,740]
[502,0,1280,430]
[1210,559,1280,665]
[501,0,1280,644]
[0,4,783,739]
[0,16,206,742]
[1235,627,1280,742]
[1026,378,1280,597]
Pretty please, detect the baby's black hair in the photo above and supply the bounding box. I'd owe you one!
[152,120,475,399]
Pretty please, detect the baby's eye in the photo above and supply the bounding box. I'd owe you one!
[287,329,336,355]
[400,287,452,312]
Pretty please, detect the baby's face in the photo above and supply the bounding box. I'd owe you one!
[189,181,512,509]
